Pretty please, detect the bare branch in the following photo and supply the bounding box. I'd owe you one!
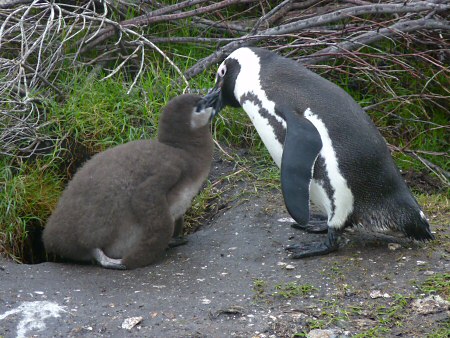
[300,18,450,65]
[81,0,257,53]
[184,1,450,79]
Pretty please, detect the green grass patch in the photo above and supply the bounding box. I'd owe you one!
[0,158,63,261]
[47,70,158,152]
[273,282,317,299]
[352,326,391,338]
[419,273,450,300]
[252,278,267,300]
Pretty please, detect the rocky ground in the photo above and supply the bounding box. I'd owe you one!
[1,153,449,338]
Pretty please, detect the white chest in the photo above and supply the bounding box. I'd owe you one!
[242,100,284,167]
[169,181,203,220]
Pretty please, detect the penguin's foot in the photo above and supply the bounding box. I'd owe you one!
[168,236,188,248]
[286,227,340,259]
[286,242,338,258]
[291,221,328,234]
[92,248,127,270]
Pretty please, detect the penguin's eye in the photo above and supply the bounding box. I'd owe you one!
[217,64,227,78]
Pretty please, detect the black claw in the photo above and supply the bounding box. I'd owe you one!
[168,236,188,248]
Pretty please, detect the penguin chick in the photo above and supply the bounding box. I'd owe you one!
[204,47,433,258]
[43,94,216,269]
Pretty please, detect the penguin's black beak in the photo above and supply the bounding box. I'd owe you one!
[194,91,220,122]
[202,82,224,118]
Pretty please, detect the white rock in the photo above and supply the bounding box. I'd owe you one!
[388,243,401,251]
[201,298,211,305]
[277,217,295,223]
[121,316,143,330]
[307,329,337,338]
[370,290,382,299]
[416,260,427,266]
[370,290,390,299]
[285,265,295,270]
[411,295,450,315]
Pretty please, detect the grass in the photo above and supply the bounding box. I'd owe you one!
[0,158,63,261]
[273,282,317,299]
[352,326,391,338]
[252,279,318,303]
[419,273,450,300]
[252,279,267,301]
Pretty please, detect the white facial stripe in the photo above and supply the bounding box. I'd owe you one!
[242,101,283,167]
[304,108,354,228]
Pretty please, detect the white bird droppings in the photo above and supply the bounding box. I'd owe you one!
[0,301,66,338]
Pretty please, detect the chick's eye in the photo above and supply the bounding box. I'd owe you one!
[218,64,227,77]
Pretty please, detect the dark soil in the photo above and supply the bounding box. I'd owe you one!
[402,169,446,194]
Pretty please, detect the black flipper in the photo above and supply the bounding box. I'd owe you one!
[281,112,322,227]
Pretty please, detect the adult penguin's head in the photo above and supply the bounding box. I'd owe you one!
[203,53,242,116]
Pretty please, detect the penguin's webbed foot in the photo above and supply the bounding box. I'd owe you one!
[291,221,328,234]
[286,228,340,259]
[168,236,188,248]
[286,242,338,258]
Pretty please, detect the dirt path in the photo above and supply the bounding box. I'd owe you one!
[1,157,449,337]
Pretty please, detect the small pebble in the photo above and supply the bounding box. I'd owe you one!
[370,290,390,299]
[388,243,401,251]
[277,217,295,223]
[121,316,143,330]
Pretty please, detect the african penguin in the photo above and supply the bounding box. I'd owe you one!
[205,47,433,258]
[43,94,216,269]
